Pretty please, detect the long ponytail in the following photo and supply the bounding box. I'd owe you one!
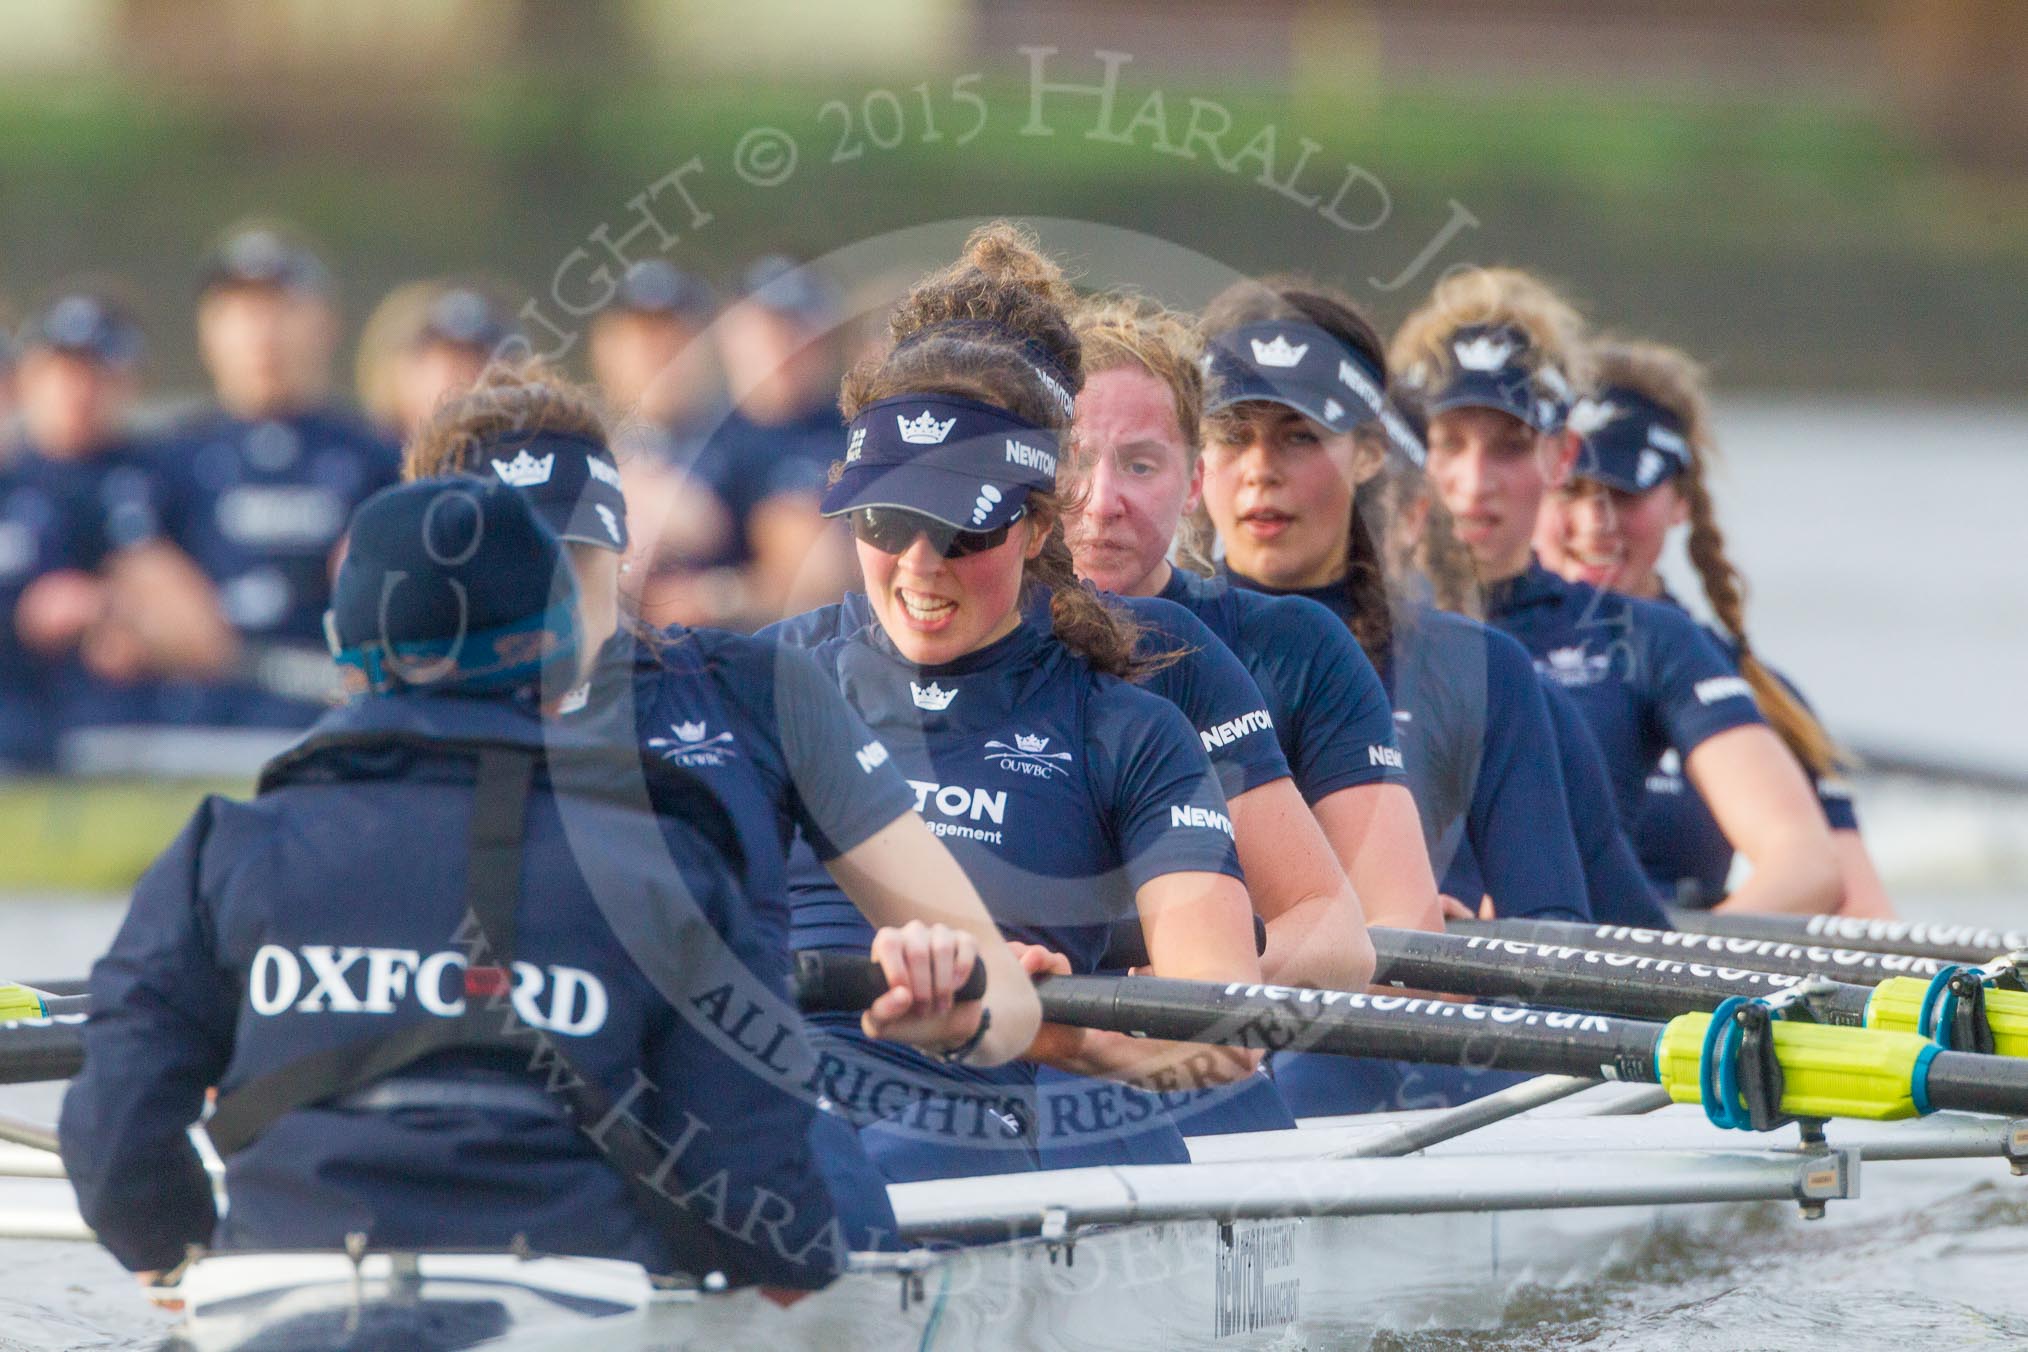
[1593,338,1845,776]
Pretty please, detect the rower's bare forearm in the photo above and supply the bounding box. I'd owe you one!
[1261,895,1375,992]
[1029,1025,1258,1087]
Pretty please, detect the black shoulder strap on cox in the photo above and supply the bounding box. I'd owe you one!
[200,749,542,1156]
[208,747,745,1284]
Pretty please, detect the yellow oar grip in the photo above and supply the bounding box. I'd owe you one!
[1656,1011,1934,1123]
[1867,976,2028,1059]
[0,984,51,1022]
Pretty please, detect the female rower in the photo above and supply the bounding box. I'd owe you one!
[402,366,1042,1069]
[1192,277,1591,927]
[1189,277,1598,1115]
[64,479,863,1291]
[774,226,1263,1180]
[1066,296,1444,939]
[1370,390,1670,930]
[1394,269,1841,915]
[1537,338,1893,917]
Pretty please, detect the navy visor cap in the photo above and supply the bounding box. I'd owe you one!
[24,292,143,368]
[1568,386,1692,493]
[1203,321,1423,465]
[821,394,1059,533]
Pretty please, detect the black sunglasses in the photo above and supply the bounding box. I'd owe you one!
[850,506,1023,558]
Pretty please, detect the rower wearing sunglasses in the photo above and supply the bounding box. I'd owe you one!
[770,226,1263,1182]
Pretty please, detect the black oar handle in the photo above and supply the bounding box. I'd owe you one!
[792,951,987,1014]
[1451,917,1949,986]
[1099,913,1268,971]
[1668,909,2028,967]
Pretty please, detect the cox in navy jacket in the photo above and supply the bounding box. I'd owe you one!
[59,692,859,1288]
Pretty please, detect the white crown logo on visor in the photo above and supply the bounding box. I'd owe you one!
[1251,334,1308,368]
[910,680,958,711]
[1567,398,1618,437]
[898,410,957,444]
[491,449,555,487]
[1453,334,1517,372]
[1015,732,1048,753]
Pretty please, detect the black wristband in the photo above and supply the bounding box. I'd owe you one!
[937,1007,992,1065]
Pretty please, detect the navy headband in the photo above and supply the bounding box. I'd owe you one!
[893,321,1077,420]
[822,393,1059,532]
[1568,386,1692,493]
[1203,320,1424,466]
[474,428,630,552]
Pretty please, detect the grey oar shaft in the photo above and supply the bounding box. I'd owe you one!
[1329,1074,1601,1158]
[1449,918,1948,986]
[1668,909,2028,966]
[1371,927,1878,1025]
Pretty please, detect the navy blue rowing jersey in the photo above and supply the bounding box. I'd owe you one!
[785,589,1294,812]
[687,404,840,566]
[1225,571,1589,923]
[1155,568,1404,805]
[771,615,1244,969]
[1635,614,1858,906]
[151,406,399,726]
[565,623,919,953]
[1485,561,1765,822]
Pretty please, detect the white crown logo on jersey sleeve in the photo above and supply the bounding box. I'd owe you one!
[898,410,958,444]
[910,680,958,711]
[1567,397,1618,437]
[1453,333,1516,372]
[1250,334,1308,368]
[491,449,555,487]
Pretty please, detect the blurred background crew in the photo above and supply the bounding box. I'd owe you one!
[6,291,231,765]
[707,254,854,624]
[0,314,19,449]
[157,221,400,727]
[588,260,738,626]
[356,281,508,446]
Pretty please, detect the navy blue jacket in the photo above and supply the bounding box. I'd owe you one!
[150,406,399,727]
[0,442,168,762]
[59,693,856,1285]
